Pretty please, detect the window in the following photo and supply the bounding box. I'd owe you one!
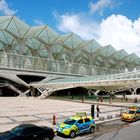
[23,127,42,135]
[128,110,135,114]
[77,119,83,124]
[84,118,90,122]
[136,110,140,114]
[11,127,24,136]
[64,119,76,125]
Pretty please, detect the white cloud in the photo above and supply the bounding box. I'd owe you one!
[58,13,99,40]
[34,19,45,25]
[0,0,16,15]
[98,15,140,54]
[89,0,113,15]
[57,13,140,55]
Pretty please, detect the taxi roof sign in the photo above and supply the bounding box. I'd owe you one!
[129,106,140,110]
[75,112,87,118]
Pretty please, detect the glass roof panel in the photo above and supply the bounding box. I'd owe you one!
[135,58,140,63]
[38,26,59,44]
[27,26,45,38]
[63,33,83,49]
[100,45,116,57]
[6,16,30,37]
[12,16,30,37]
[25,38,42,50]
[81,39,102,54]
[52,44,64,54]
[28,26,59,44]
[0,16,12,30]
[56,34,70,42]
[10,40,28,54]
[108,59,116,64]
[114,49,128,60]
[125,53,138,62]
[0,31,14,44]
[135,58,140,65]
[0,42,4,50]
[38,48,48,57]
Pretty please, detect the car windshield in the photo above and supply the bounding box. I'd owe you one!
[11,126,23,136]
[127,110,135,114]
[64,119,76,125]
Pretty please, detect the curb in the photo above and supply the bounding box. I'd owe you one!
[96,117,120,124]
[50,98,132,108]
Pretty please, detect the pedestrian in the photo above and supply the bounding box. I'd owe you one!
[96,105,100,117]
[101,96,103,102]
[134,97,138,103]
[71,96,73,99]
[96,96,99,102]
[81,96,85,103]
[125,96,128,102]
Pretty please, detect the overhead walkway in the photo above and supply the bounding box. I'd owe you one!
[30,70,140,97]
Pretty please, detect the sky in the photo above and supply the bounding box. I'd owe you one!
[0,0,140,55]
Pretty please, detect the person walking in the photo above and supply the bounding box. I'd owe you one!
[96,105,100,117]
[81,96,85,103]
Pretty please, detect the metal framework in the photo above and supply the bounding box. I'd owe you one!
[31,69,140,97]
[0,16,140,76]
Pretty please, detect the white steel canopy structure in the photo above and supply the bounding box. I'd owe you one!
[0,16,140,76]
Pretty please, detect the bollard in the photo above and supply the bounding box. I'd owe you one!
[107,115,112,119]
[91,105,95,119]
[52,115,56,125]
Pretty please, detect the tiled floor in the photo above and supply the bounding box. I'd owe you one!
[0,97,122,132]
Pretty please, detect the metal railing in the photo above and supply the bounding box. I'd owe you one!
[0,52,122,76]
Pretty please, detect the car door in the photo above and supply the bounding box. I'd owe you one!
[84,118,91,130]
[76,119,85,133]
[22,127,42,140]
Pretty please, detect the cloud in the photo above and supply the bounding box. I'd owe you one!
[57,13,140,55]
[98,15,140,54]
[58,13,99,40]
[0,0,16,15]
[34,19,45,25]
[89,0,113,15]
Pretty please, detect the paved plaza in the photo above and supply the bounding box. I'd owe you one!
[0,97,134,132]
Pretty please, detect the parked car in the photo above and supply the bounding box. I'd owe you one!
[0,124,55,140]
[121,106,140,122]
[56,112,96,138]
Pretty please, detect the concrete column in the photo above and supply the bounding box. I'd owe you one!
[30,86,35,96]
[133,88,137,95]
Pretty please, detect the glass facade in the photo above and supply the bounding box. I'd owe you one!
[0,16,140,76]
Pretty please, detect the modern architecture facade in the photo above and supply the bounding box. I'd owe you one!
[0,16,140,96]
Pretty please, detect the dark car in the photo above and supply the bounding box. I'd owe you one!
[0,124,55,140]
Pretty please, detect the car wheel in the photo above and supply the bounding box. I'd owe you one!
[90,126,95,133]
[133,118,136,122]
[43,137,50,140]
[70,130,76,138]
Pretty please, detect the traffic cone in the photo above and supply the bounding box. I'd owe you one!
[52,115,56,125]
